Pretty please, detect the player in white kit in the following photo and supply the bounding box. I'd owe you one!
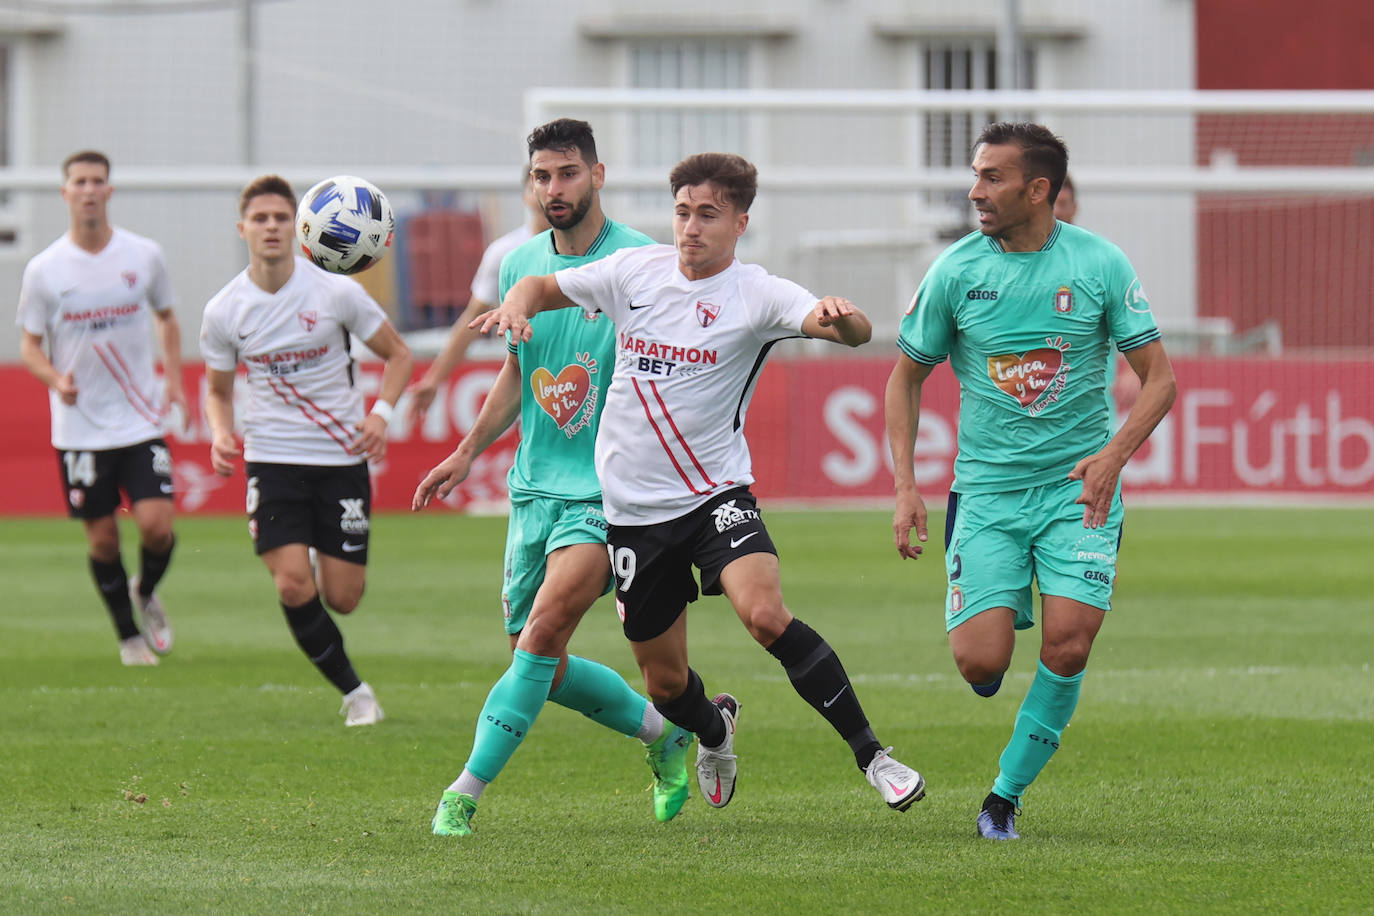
[18,150,183,666]
[477,152,925,813]
[200,175,414,726]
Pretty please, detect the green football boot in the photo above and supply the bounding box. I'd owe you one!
[645,724,694,822]
[431,790,477,837]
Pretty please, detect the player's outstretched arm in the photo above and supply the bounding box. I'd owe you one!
[351,322,414,462]
[1069,340,1176,528]
[19,331,78,405]
[885,354,937,559]
[470,274,575,342]
[204,368,241,477]
[802,296,873,347]
[405,295,494,427]
[412,352,522,510]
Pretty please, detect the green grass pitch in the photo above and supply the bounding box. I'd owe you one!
[1,507,1370,913]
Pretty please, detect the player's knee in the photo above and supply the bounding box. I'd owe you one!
[738,597,789,646]
[140,526,174,554]
[519,612,575,657]
[84,523,120,561]
[323,584,363,615]
[953,650,1009,686]
[1040,641,1090,677]
[645,678,687,706]
[640,662,688,704]
[274,572,317,608]
[87,540,120,564]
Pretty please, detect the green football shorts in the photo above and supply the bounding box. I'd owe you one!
[501,495,611,634]
[943,475,1123,632]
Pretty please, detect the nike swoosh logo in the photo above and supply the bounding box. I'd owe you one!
[822,685,849,708]
[341,541,365,552]
[708,775,722,805]
[628,301,654,310]
[886,779,906,794]
[159,482,174,494]
[729,532,759,549]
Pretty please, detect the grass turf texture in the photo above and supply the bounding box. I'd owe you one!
[1,508,1370,913]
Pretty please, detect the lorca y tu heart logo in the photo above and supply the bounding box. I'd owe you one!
[531,364,592,428]
[987,337,1071,411]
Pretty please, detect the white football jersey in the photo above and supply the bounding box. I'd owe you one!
[555,245,816,525]
[199,256,387,466]
[470,223,533,305]
[16,227,176,450]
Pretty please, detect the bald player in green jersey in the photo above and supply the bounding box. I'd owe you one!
[414,119,692,837]
[885,122,1177,840]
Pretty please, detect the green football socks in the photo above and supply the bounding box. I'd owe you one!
[548,654,649,737]
[992,659,1084,802]
[464,649,558,783]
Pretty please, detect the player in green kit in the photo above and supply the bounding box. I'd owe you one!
[414,119,693,836]
[885,122,1177,840]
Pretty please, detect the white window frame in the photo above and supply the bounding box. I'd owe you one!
[902,37,1038,229]
[614,37,766,244]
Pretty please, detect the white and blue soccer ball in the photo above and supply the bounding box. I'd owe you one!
[295,175,395,275]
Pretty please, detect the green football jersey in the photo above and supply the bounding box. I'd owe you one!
[897,221,1161,493]
[498,218,654,501]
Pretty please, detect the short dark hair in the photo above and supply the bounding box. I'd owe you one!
[238,174,296,217]
[526,118,598,166]
[669,153,758,213]
[62,150,110,179]
[974,122,1069,204]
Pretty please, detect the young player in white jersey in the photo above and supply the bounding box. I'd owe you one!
[17,150,183,666]
[885,123,1175,840]
[404,165,550,427]
[200,175,413,726]
[478,152,926,814]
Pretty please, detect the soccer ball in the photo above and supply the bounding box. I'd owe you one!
[295,175,395,275]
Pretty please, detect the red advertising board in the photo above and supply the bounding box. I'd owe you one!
[2,356,1370,516]
[747,356,1374,501]
[0,362,520,516]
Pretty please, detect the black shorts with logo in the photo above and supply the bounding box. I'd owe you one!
[245,461,371,564]
[56,438,174,520]
[608,486,777,642]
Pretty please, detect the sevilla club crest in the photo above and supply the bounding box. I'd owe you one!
[122,271,137,289]
[696,300,721,327]
[298,310,318,332]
